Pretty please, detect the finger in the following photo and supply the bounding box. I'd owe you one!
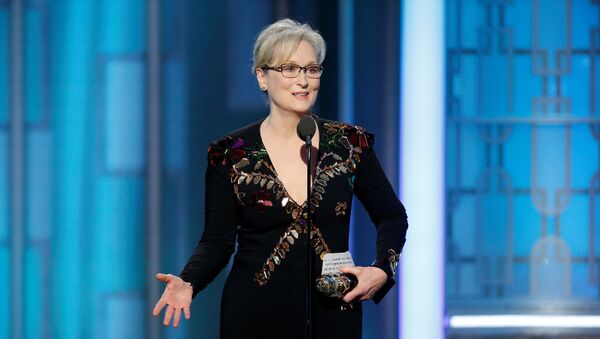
[184,306,191,320]
[346,283,369,303]
[343,292,356,303]
[343,289,360,303]
[156,273,168,282]
[153,298,166,316]
[163,306,175,326]
[173,308,182,328]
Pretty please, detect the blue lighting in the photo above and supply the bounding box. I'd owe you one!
[339,0,356,254]
[400,1,445,339]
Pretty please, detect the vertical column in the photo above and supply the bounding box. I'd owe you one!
[23,0,53,336]
[146,0,161,338]
[474,1,515,299]
[338,0,355,253]
[51,0,95,337]
[351,2,400,337]
[90,1,147,338]
[400,1,445,339]
[9,0,24,339]
[0,3,10,339]
[589,2,600,292]
[381,0,400,181]
[338,0,354,125]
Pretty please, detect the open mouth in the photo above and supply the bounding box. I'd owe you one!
[293,92,309,97]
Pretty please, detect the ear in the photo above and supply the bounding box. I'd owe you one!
[255,68,268,92]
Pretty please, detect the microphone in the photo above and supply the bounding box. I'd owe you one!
[296,115,317,145]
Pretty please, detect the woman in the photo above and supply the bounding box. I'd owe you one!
[152,18,408,338]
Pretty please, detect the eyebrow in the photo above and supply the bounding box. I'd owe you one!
[283,61,319,65]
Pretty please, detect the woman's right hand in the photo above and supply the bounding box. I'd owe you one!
[152,273,193,327]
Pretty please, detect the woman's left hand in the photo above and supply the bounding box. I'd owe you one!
[338,266,388,303]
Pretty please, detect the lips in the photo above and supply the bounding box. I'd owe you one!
[292,91,309,97]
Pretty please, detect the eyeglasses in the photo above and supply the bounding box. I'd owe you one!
[263,63,323,79]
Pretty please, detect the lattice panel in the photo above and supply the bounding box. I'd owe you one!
[446,0,600,306]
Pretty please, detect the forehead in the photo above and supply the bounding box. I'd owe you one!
[271,40,318,65]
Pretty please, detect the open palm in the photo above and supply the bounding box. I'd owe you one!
[152,273,193,327]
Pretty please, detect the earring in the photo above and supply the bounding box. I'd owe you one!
[261,87,267,91]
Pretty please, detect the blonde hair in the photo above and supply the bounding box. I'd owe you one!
[252,18,326,73]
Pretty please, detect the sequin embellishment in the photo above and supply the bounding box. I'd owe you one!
[254,220,331,286]
[388,249,400,275]
[211,120,374,286]
[335,202,347,216]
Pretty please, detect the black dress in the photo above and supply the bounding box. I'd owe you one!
[179,116,408,339]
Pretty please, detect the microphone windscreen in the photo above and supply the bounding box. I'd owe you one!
[296,115,317,142]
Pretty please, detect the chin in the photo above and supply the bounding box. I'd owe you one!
[292,107,313,116]
[292,102,316,113]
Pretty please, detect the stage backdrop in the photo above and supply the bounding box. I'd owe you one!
[0,1,401,338]
[445,0,600,337]
[6,1,597,339]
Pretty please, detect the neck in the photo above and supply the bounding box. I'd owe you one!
[265,110,311,138]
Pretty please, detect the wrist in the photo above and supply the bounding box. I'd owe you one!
[179,276,194,291]
[371,249,400,279]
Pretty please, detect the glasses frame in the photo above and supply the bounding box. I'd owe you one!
[262,63,324,79]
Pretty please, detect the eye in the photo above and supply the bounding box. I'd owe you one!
[281,64,300,73]
[306,66,321,75]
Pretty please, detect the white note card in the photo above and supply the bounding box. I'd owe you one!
[321,251,355,275]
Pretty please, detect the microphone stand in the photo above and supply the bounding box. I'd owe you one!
[297,115,316,339]
[305,134,313,339]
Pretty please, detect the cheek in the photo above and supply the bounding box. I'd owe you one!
[311,80,321,91]
[271,78,293,90]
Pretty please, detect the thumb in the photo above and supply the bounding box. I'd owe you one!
[339,266,360,276]
[155,273,170,282]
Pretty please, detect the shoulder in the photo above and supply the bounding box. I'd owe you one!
[317,117,375,150]
[207,119,262,167]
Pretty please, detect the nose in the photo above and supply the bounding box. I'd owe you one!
[296,71,308,87]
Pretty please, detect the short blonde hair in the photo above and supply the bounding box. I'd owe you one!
[252,18,326,73]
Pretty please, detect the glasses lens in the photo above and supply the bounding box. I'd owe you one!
[281,64,300,78]
[306,66,322,78]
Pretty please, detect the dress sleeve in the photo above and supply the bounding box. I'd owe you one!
[353,133,408,303]
[179,143,239,298]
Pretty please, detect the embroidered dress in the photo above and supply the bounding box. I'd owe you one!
[179,116,408,339]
